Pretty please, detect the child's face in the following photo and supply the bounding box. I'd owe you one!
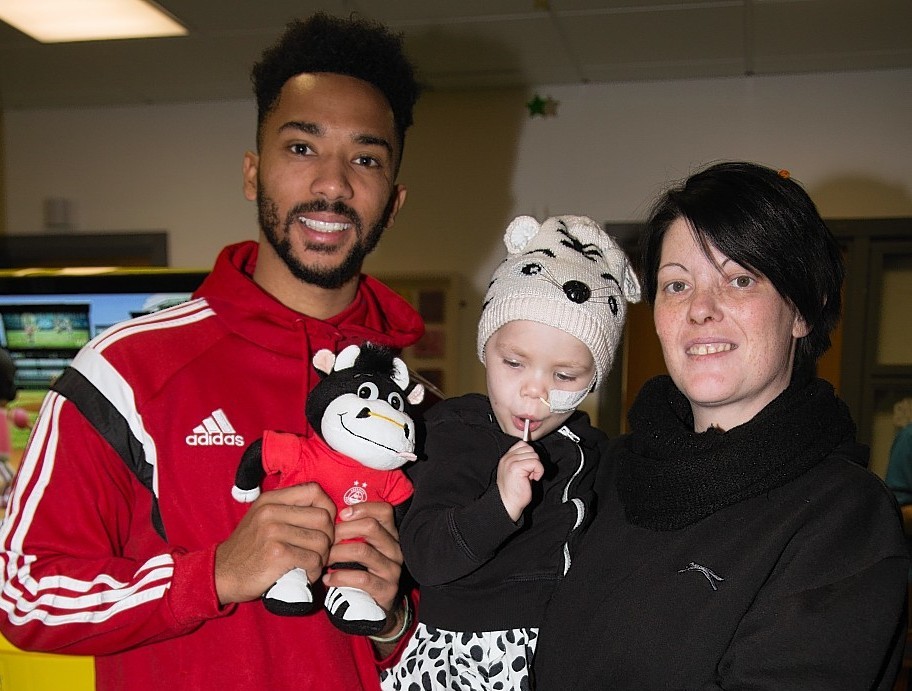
[485,320,595,441]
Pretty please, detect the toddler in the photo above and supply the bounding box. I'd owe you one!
[383,214,640,690]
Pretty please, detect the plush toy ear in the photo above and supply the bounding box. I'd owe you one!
[391,357,410,390]
[334,344,361,372]
[503,215,541,254]
[312,349,336,376]
[408,383,425,406]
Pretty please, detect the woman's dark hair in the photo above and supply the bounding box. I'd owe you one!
[641,161,844,377]
[251,13,421,168]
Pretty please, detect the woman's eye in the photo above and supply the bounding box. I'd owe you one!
[357,383,379,399]
[731,275,754,288]
[665,280,687,294]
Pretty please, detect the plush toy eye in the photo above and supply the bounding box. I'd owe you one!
[387,392,405,411]
[357,383,379,400]
[521,262,543,275]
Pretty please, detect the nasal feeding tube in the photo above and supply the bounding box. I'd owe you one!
[538,387,589,414]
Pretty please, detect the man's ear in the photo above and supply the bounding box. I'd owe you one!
[242,151,259,202]
[384,185,408,229]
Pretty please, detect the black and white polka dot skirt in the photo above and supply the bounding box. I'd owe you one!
[381,623,537,690]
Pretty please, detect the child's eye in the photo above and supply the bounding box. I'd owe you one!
[503,359,521,369]
[555,372,577,383]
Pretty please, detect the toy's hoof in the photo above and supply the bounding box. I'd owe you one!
[325,586,386,636]
[231,485,260,503]
[263,568,314,617]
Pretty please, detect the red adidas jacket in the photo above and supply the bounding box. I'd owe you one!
[0,241,424,690]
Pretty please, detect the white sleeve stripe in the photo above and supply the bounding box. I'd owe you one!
[3,584,171,627]
[5,565,174,613]
[0,394,175,624]
[21,553,175,595]
[68,348,158,492]
[91,298,209,349]
[0,394,65,558]
[93,301,214,353]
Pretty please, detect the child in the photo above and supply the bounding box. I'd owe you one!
[383,215,640,690]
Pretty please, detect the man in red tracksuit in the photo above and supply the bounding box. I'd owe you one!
[0,13,423,690]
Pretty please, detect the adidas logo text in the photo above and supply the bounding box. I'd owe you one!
[186,408,245,447]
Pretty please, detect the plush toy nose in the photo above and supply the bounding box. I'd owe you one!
[362,408,409,435]
[563,280,591,304]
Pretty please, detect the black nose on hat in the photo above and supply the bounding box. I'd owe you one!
[563,280,591,304]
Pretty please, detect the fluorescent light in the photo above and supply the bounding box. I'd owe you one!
[0,0,187,43]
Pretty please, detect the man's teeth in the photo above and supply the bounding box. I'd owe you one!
[688,343,733,355]
[300,218,350,232]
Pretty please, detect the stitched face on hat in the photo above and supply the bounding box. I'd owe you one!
[478,215,641,410]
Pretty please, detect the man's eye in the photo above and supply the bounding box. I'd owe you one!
[290,143,313,155]
[354,155,380,168]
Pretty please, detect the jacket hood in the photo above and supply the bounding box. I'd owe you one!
[193,241,424,359]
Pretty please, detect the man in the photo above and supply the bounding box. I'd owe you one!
[0,14,423,690]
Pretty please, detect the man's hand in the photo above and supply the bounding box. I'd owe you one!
[215,482,336,605]
[322,501,402,615]
[497,440,544,522]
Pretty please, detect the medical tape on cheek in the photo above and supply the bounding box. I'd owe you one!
[545,388,589,414]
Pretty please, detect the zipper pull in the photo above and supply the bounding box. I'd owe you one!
[557,425,580,443]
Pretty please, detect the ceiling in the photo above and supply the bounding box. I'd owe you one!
[0,0,910,109]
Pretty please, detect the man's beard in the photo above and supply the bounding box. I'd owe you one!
[257,190,393,290]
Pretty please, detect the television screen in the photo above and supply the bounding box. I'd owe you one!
[0,268,208,472]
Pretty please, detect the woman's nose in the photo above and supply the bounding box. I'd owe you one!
[687,286,722,324]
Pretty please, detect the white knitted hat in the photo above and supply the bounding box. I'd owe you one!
[478,215,641,391]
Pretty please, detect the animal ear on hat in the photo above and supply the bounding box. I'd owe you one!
[620,256,642,303]
[597,231,642,304]
[503,215,541,254]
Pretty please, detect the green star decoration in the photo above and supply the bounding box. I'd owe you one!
[526,94,559,118]
[527,94,546,117]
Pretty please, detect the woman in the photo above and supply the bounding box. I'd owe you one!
[534,162,909,689]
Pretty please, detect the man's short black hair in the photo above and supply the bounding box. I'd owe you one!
[251,13,421,163]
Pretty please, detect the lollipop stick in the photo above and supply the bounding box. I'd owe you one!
[523,418,530,442]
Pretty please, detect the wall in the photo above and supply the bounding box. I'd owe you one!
[3,68,912,398]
